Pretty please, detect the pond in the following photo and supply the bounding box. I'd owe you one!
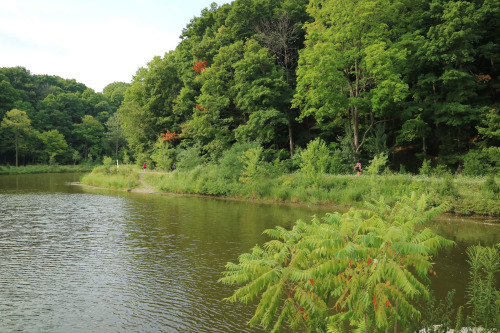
[0,173,498,332]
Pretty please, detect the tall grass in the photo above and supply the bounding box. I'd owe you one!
[80,165,139,189]
[81,162,499,216]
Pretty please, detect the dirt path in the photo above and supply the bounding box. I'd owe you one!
[129,170,173,193]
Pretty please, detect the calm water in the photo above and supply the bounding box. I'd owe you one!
[0,173,498,332]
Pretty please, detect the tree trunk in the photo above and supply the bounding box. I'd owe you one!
[15,134,19,167]
[286,110,294,157]
[353,106,360,152]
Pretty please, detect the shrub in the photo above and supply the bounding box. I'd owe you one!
[432,164,451,177]
[299,138,330,187]
[463,148,500,176]
[482,174,500,194]
[220,194,454,332]
[218,141,261,181]
[419,159,432,176]
[177,143,204,171]
[365,152,388,175]
[465,243,500,329]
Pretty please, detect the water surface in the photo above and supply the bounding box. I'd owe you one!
[0,173,498,332]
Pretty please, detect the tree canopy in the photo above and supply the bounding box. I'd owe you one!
[1,0,498,173]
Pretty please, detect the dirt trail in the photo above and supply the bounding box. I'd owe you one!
[129,170,172,193]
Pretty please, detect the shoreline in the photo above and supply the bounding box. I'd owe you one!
[73,181,500,224]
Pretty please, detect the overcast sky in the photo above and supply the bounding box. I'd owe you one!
[0,0,231,92]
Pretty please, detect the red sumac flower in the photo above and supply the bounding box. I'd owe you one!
[192,60,208,73]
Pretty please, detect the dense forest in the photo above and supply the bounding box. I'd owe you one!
[0,66,130,166]
[1,0,499,175]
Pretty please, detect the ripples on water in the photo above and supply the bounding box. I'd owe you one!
[0,192,264,333]
[1,175,498,333]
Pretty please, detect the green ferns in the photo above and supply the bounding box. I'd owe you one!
[219,194,454,332]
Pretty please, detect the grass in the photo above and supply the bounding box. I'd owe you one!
[81,163,500,217]
[0,164,94,175]
[80,165,140,190]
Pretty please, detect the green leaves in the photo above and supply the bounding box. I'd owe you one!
[220,194,454,332]
[294,0,409,152]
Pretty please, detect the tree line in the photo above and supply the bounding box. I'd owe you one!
[0,67,129,166]
[1,0,498,175]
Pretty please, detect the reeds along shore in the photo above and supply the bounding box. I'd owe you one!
[81,165,500,217]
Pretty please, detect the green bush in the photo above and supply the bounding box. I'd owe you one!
[299,138,330,187]
[482,174,500,194]
[465,243,500,329]
[218,141,261,181]
[220,194,454,333]
[419,159,432,176]
[177,143,204,171]
[365,152,388,176]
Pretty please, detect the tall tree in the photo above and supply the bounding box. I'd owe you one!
[1,109,33,166]
[38,129,68,163]
[119,52,183,160]
[233,39,292,152]
[73,115,104,160]
[104,112,126,159]
[293,0,409,153]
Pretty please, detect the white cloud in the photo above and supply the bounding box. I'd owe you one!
[0,0,205,92]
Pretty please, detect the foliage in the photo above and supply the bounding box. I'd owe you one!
[239,146,265,194]
[294,0,408,153]
[150,135,175,172]
[220,194,454,332]
[482,174,500,195]
[73,115,105,160]
[299,138,330,187]
[3,0,499,173]
[38,129,68,164]
[419,160,432,177]
[176,143,204,171]
[218,141,261,181]
[1,109,33,166]
[192,60,209,74]
[463,148,500,176]
[365,153,388,176]
[465,243,500,329]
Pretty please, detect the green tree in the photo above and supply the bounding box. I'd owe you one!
[220,194,454,332]
[38,129,68,163]
[182,41,245,159]
[1,109,33,166]
[233,39,292,151]
[0,79,20,119]
[293,0,409,153]
[102,82,130,110]
[73,115,105,160]
[151,135,175,172]
[72,150,82,166]
[35,93,73,140]
[104,112,126,160]
[118,52,183,160]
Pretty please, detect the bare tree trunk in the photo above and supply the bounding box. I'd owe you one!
[15,140,18,167]
[286,110,294,157]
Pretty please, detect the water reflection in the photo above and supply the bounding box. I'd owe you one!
[0,173,498,332]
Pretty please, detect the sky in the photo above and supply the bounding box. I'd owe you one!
[0,0,232,93]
